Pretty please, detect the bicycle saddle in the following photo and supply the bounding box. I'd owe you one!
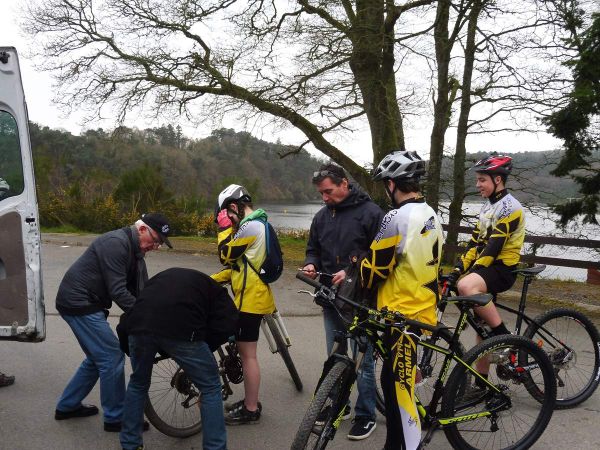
[446,293,492,307]
[513,264,546,276]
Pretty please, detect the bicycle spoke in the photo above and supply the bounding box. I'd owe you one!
[442,335,555,450]
[525,308,600,407]
[145,358,202,436]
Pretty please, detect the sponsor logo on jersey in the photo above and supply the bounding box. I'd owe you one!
[498,197,512,219]
[420,216,436,235]
[234,221,251,238]
[374,209,398,242]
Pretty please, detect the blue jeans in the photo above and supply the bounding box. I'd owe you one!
[57,311,125,423]
[323,307,377,419]
[120,335,226,450]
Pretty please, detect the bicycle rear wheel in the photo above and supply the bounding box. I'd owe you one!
[441,334,555,450]
[265,315,303,391]
[144,357,202,438]
[523,307,600,409]
[291,361,351,450]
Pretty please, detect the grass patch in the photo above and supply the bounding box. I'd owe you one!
[278,236,309,266]
[168,234,309,267]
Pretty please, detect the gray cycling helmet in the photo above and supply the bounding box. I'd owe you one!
[372,150,426,181]
[217,184,251,211]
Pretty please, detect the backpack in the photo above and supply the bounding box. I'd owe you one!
[244,219,284,284]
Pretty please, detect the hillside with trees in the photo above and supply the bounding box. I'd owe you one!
[26,120,582,236]
[440,150,582,206]
[30,124,322,234]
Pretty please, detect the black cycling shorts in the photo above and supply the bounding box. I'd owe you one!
[471,263,517,295]
[236,312,264,342]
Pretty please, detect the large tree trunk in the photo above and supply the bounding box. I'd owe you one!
[350,0,405,169]
[426,0,452,211]
[446,0,483,263]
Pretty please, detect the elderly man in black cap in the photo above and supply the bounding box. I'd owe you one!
[54,213,172,432]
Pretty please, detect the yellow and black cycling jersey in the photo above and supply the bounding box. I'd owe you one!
[360,198,443,326]
[211,209,275,315]
[457,189,525,273]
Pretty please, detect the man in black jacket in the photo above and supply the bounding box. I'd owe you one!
[54,213,171,431]
[118,268,237,450]
[302,163,384,441]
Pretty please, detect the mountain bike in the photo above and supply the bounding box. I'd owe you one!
[443,264,599,409]
[374,264,600,414]
[292,272,556,450]
[144,309,302,438]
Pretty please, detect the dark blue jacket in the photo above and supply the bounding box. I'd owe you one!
[56,227,147,316]
[305,184,384,287]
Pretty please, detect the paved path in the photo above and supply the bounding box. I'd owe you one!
[1,239,600,449]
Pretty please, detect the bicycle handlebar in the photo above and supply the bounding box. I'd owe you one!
[296,271,322,289]
[295,271,439,334]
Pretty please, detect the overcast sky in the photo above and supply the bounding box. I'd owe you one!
[1,2,564,166]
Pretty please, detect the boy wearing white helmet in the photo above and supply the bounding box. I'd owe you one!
[212,184,274,425]
[360,150,444,450]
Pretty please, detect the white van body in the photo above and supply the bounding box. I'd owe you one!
[0,47,45,341]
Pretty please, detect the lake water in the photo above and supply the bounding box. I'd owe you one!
[261,201,599,282]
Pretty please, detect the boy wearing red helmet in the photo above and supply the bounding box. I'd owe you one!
[448,153,525,383]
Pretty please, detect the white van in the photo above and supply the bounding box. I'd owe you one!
[0,47,45,341]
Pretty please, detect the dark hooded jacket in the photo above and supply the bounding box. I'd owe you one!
[117,268,238,352]
[304,184,384,289]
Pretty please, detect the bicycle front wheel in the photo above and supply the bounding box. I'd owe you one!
[291,361,351,450]
[523,307,600,409]
[265,315,303,391]
[441,334,555,450]
[144,357,202,438]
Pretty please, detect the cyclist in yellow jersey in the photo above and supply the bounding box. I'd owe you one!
[447,153,525,384]
[447,154,524,335]
[211,184,275,425]
[360,151,444,450]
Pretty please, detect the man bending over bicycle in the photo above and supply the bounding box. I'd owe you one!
[360,151,443,450]
[117,268,238,450]
[447,153,525,382]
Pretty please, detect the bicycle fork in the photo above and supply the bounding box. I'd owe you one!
[261,310,292,353]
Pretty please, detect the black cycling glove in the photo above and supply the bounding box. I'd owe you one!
[446,269,461,287]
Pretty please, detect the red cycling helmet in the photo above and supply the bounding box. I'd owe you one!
[472,153,513,176]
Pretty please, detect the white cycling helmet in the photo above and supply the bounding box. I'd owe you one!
[372,150,426,181]
[217,184,251,211]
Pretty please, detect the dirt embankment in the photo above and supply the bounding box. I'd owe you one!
[503,277,600,317]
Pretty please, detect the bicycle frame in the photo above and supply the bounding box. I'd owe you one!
[307,283,508,441]
[295,270,556,450]
[439,269,576,358]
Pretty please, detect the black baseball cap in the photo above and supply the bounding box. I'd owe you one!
[141,213,173,248]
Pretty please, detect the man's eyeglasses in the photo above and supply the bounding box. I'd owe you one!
[148,229,162,248]
[312,170,342,180]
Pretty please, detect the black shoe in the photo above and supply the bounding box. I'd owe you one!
[104,420,150,432]
[0,373,15,388]
[55,404,99,420]
[224,399,262,413]
[347,417,377,440]
[315,404,351,426]
[225,404,261,425]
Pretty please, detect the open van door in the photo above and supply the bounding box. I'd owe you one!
[0,47,45,341]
